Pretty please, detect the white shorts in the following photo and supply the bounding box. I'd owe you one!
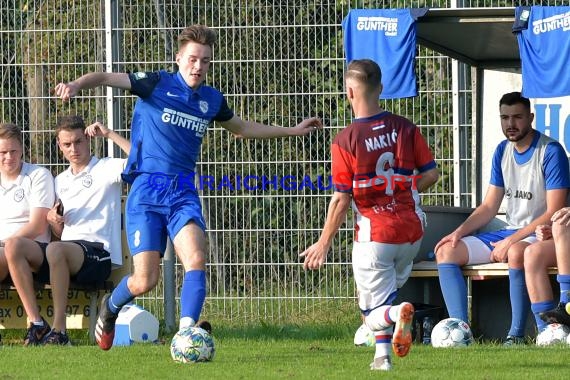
[461,235,538,264]
[352,239,422,312]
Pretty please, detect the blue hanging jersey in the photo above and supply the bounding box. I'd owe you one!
[513,6,570,98]
[122,71,234,183]
[342,8,426,99]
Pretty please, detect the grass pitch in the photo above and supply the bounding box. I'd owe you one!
[0,324,566,380]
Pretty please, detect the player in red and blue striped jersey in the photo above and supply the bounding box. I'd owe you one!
[301,59,438,371]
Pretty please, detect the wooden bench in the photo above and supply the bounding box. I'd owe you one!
[0,206,132,341]
[411,261,558,323]
[0,196,135,342]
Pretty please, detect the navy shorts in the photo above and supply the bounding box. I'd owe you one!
[33,242,50,284]
[35,240,111,284]
[68,240,112,284]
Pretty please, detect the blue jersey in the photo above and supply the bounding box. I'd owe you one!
[490,131,570,228]
[123,71,234,183]
[490,131,570,190]
[513,6,570,98]
[342,8,427,99]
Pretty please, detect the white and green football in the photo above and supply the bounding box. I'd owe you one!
[170,326,215,363]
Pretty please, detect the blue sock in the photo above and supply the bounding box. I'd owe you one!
[108,276,135,314]
[180,270,206,322]
[438,263,468,323]
[531,300,556,332]
[508,268,530,337]
[557,274,570,304]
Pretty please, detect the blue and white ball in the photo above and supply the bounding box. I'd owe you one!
[170,326,215,363]
[431,318,474,347]
[353,323,375,347]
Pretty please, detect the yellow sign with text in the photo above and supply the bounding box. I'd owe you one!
[0,288,95,329]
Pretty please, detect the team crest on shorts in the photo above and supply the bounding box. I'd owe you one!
[199,100,209,114]
[134,72,147,80]
[13,188,24,202]
[82,175,93,188]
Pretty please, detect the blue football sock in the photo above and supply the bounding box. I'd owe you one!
[508,268,530,337]
[108,276,135,314]
[180,270,206,322]
[557,274,570,304]
[531,300,556,332]
[438,263,468,323]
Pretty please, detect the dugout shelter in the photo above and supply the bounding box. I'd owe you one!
[406,7,561,339]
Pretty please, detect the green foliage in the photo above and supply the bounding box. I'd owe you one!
[1,0,475,301]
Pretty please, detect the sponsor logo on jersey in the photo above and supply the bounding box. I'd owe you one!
[505,188,533,200]
[161,107,209,137]
[513,189,533,200]
[166,91,180,97]
[13,188,24,202]
[532,11,570,35]
[356,16,398,36]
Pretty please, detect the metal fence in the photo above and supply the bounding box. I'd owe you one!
[1,0,564,324]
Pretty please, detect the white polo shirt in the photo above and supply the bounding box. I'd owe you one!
[0,162,55,242]
[55,156,125,266]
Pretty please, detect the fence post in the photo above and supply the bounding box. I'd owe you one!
[163,239,177,333]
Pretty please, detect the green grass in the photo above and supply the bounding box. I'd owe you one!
[0,324,567,379]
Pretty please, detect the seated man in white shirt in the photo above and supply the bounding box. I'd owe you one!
[0,121,55,290]
[4,116,129,345]
[0,123,55,258]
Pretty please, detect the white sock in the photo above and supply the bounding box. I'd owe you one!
[365,305,393,331]
[374,326,394,359]
[179,317,196,330]
[388,304,400,322]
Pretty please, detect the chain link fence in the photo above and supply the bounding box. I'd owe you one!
[1,0,563,324]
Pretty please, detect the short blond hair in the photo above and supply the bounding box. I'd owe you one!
[345,59,382,92]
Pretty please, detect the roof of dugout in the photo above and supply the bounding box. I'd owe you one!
[416,7,520,69]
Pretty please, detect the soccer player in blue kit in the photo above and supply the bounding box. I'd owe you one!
[434,92,570,345]
[55,24,322,350]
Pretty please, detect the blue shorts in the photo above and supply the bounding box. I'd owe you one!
[125,173,207,256]
[473,228,535,250]
[69,240,112,284]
